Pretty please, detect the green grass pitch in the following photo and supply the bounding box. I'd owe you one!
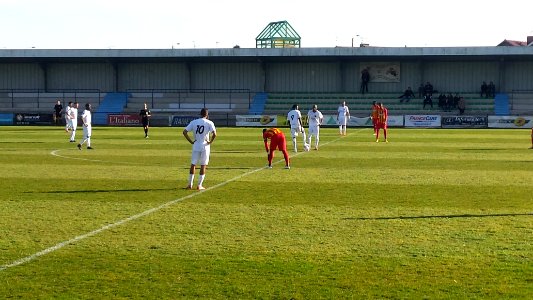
[0,126,532,299]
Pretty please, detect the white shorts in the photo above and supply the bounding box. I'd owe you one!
[83,124,92,139]
[66,118,72,129]
[338,117,347,126]
[290,126,301,138]
[191,148,210,166]
[308,125,319,136]
[71,120,77,131]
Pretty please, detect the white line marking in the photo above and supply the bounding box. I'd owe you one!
[50,149,147,165]
[2,130,355,272]
[0,166,264,272]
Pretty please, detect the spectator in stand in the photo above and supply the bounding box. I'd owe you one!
[423,93,433,109]
[360,68,370,94]
[418,83,425,98]
[446,93,454,111]
[453,93,460,109]
[424,81,434,96]
[488,81,496,97]
[480,81,488,98]
[438,93,446,109]
[398,87,415,103]
[457,97,466,115]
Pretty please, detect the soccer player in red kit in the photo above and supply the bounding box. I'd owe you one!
[370,101,379,136]
[375,102,389,143]
[263,128,291,169]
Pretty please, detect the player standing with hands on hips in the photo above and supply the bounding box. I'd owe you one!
[183,108,217,190]
[287,104,306,152]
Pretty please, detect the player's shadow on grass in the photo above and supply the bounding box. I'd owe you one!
[346,212,532,221]
[26,188,175,194]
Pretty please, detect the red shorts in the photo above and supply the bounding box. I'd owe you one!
[270,133,287,151]
[376,122,387,129]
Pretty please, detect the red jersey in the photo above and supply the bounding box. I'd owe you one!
[263,127,283,139]
[371,105,379,120]
[377,106,388,126]
[263,128,287,152]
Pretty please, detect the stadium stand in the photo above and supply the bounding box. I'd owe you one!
[262,92,495,116]
[124,90,251,114]
[0,90,102,113]
[93,93,129,125]
[248,92,268,115]
[509,92,533,115]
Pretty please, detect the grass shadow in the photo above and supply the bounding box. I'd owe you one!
[26,188,177,194]
[345,212,532,221]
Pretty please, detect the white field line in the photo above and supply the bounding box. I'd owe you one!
[50,149,148,165]
[1,130,358,272]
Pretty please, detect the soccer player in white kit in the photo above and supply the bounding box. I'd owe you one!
[183,108,217,190]
[77,103,93,150]
[307,104,323,150]
[287,104,306,152]
[65,101,72,132]
[337,101,350,136]
[69,102,79,142]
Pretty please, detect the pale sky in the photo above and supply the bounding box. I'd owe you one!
[1,0,531,49]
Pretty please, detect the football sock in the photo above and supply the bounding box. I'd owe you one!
[198,175,205,187]
[188,174,194,187]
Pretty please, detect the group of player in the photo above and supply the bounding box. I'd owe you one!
[262,101,351,170]
[262,104,324,170]
[54,99,386,191]
[56,98,533,194]
[54,99,93,150]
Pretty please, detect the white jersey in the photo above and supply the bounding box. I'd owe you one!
[71,107,78,128]
[185,117,216,151]
[307,110,323,128]
[81,109,92,139]
[287,109,302,128]
[65,106,72,120]
[337,105,349,119]
[82,109,91,125]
